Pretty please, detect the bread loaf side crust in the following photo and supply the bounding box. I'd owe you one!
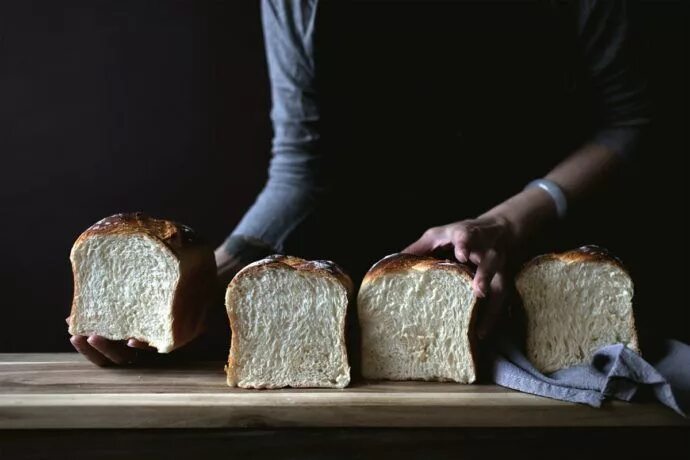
[360,253,479,383]
[225,254,352,387]
[69,212,215,352]
[168,243,216,350]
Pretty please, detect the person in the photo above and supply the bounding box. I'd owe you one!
[70,0,648,366]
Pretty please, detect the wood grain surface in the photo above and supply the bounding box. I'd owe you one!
[0,353,686,429]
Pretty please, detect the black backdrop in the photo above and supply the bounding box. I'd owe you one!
[0,1,687,353]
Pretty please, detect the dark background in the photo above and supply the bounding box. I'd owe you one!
[0,1,687,353]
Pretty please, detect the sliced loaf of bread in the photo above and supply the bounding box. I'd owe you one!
[516,245,639,373]
[358,254,478,383]
[69,212,216,353]
[225,255,352,388]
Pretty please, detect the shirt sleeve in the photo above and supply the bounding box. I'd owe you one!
[224,0,323,257]
[576,0,650,157]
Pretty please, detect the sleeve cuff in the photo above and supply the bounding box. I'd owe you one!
[591,126,644,158]
[222,234,277,267]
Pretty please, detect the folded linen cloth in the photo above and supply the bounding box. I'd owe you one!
[487,338,690,417]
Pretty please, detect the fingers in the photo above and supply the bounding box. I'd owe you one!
[477,271,507,340]
[451,225,494,266]
[407,224,497,270]
[127,339,154,351]
[473,249,504,298]
[86,335,137,365]
[451,226,476,263]
[70,335,111,367]
[404,217,513,341]
[71,335,148,366]
[454,245,469,264]
[403,228,447,255]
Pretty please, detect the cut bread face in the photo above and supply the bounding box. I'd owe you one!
[516,246,638,374]
[70,234,178,351]
[225,255,351,389]
[358,254,478,383]
[69,213,215,353]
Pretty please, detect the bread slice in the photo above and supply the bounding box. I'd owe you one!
[68,213,216,353]
[225,255,352,388]
[516,245,639,374]
[358,254,478,383]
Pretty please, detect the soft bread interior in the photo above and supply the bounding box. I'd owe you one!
[517,259,637,374]
[358,268,476,383]
[69,234,179,352]
[227,267,350,388]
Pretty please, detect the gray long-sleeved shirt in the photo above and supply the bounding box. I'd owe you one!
[224,0,649,262]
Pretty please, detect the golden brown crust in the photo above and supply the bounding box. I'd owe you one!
[225,254,352,388]
[168,244,217,349]
[362,253,475,287]
[359,253,479,383]
[69,213,216,352]
[517,245,629,280]
[231,254,354,298]
[74,212,201,255]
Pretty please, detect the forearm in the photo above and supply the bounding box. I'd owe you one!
[217,0,321,274]
[483,0,649,242]
[482,141,622,242]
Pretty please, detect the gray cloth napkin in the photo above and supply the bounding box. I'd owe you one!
[488,338,690,417]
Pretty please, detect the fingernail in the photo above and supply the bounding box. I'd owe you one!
[126,339,136,348]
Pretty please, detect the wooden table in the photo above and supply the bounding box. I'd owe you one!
[1,353,687,459]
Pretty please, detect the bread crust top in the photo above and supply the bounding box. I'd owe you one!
[361,253,475,286]
[230,254,354,296]
[72,212,201,254]
[518,245,629,279]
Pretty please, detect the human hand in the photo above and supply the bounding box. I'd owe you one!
[403,215,517,339]
[67,318,155,366]
[215,247,245,289]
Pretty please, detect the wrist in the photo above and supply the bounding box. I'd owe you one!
[216,234,276,286]
[525,178,568,219]
[482,187,556,244]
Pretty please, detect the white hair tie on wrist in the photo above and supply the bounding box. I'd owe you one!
[525,179,568,219]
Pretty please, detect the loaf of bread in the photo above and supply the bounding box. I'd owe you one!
[68,212,216,353]
[358,254,479,383]
[516,245,639,373]
[225,255,352,388]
